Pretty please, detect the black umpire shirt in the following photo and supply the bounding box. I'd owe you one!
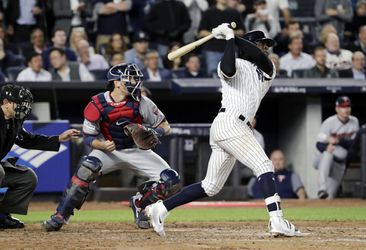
[0,108,60,162]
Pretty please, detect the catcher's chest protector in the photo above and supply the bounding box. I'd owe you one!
[92,93,143,149]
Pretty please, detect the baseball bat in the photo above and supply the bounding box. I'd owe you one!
[167,22,237,61]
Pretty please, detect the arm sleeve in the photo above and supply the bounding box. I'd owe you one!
[219,39,236,78]
[235,37,274,76]
[139,96,166,128]
[15,128,60,151]
[291,172,304,194]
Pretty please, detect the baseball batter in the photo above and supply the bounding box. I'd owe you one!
[43,63,181,231]
[314,96,359,199]
[146,25,300,237]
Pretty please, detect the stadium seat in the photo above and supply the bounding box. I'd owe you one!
[90,69,108,80]
[6,66,26,81]
[291,69,305,78]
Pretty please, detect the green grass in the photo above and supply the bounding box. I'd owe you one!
[17,207,366,224]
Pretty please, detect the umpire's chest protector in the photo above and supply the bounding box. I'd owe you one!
[86,93,143,149]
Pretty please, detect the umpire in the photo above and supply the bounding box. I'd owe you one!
[0,83,79,229]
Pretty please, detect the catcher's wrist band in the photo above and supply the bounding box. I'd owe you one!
[154,127,165,137]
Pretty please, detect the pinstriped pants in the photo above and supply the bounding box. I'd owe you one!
[202,112,274,197]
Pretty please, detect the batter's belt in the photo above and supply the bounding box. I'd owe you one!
[219,108,252,130]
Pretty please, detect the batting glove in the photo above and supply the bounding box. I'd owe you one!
[212,23,234,40]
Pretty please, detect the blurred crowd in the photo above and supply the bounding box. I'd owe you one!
[0,0,364,83]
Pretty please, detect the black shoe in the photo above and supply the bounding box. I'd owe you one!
[318,190,328,199]
[0,214,25,229]
[129,195,150,229]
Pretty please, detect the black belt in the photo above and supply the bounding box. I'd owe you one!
[219,108,252,129]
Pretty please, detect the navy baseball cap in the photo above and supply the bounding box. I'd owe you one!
[132,31,149,43]
[336,96,351,108]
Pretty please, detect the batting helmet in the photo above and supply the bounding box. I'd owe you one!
[106,63,144,101]
[0,84,33,119]
[158,169,181,197]
[243,30,275,47]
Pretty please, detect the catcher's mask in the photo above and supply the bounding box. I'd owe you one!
[107,63,144,101]
[0,84,33,119]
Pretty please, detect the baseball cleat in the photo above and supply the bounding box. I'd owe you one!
[42,213,64,232]
[317,190,328,199]
[268,216,301,237]
[129,195,150,229]
[145,200,168,237]
[0,214,25,229]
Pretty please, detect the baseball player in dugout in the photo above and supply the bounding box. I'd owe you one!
[43,63,181,231]
[0,84,79,229]
[145,24,301,237]
[314,96,359,199]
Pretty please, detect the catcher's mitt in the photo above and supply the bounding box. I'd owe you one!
[124,123,160,150]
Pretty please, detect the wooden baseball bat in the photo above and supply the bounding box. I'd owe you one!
[167,22,237,61]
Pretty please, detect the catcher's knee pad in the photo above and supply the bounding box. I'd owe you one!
[56,156,102,218]
[137,168,181,209]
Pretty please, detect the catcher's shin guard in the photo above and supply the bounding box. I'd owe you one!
[46,156,102,230]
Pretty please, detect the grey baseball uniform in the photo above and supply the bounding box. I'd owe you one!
[83,93,170,181]
[314,114,359,198]
[201,59,275,196]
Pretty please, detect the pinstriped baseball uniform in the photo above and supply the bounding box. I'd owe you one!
[201,59,276,196]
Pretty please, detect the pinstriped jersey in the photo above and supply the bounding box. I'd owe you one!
[218,58,275,122]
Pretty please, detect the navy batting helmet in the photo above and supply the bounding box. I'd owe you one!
[106,63,144,101]
[159,169,181,197]
[243,30,275,47]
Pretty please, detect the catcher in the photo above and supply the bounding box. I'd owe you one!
[43,63,181,231]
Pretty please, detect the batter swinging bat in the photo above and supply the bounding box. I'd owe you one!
[167,22,237,61]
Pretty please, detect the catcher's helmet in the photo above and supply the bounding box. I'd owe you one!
[106,63,144,101]
[0,84,33,119]
[243,30,275,47]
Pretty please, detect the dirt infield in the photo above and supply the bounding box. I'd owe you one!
[1,200,366,250]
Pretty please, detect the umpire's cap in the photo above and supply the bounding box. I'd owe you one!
[243,30,275,47]
[336,96,351,108]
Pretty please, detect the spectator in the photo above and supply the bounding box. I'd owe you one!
[69,27,94,55]
[109,52,125,66]
[5,0,44,44]
[248,149,307,199]
[303,47,339,78]
[102,33,128,61]
[266,0,291,26]
[16,52,51,81]
[268,53,288,78]
[178,0,209,44]
[245,0,281,38]
[94,0,132,51]
[314,96,359,199]
[198,0,245,76]
[42,29,78,69]
[0,38,23,75]
[274,20,303,56]
[144,0,191,56]
[338,51,366,79]
[124,31,163,69]
[128,0,150,34]
[279,36,315,77]
[21,28,47,59]
[141,50,172,81]
[319,24,337,46]
[52,0,93,37]
[315,0,353,41]
[48,47,93,81]
[345,0,366,42]
[163,42,184,71]
[346,25,366,56]
[325,32,353,70]
[173,53,207,78]
[76,39,109,71]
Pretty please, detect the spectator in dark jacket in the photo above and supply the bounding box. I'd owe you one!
[338,51,366,79]
[303,47,339,78]
[173,53,207,78]
[141,50,171,81]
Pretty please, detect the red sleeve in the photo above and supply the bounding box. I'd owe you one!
[84,102,101,122]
